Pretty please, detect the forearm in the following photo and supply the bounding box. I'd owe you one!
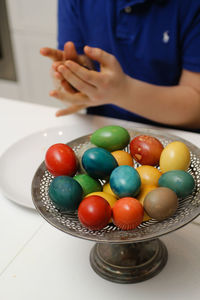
[54,46,200,127]
[120,76,200,129]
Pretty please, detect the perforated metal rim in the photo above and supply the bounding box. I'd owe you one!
[31,127,200,243]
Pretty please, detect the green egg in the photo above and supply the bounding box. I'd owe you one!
[90,125,130,152]
[73,174,102,197]
[158,170,195,198]
[49,176,83,212]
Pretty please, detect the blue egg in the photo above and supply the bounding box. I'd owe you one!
[110,165,141,198]
[82,147,118,179]
[49,176,83,212]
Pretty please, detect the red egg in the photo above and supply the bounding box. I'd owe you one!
[78,195,111,230]
[112,197,144,230]
[45,143,77,177]
[130,135,164,166]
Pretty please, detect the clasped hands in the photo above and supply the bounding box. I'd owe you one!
[40,42,129,116]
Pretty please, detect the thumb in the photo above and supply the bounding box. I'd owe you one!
[84,46,116,68]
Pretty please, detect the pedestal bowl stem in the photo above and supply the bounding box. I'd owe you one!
[90,239,168,283]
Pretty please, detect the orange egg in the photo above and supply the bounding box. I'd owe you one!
[136,165,162,187]
[111,150,134,167]
[137,185,157,222]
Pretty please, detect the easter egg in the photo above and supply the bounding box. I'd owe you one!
[136,185,157,221]
[159,141,190,173]
[136,165,162,187]
[73,174,102,197]
[45,143,77,177]
[87,191,117,208]
[87,191,117,223]
[112,197,144,230]
[78,195,111,230]
[82,147,118,179]
[137,185,157,205]
[76,142,96,173]
[103,182,118,198]
[110,165,141,198]
[130,135,164,166]
[144,187,178,221]
[49,176,83,212]
[111,150,134,167]
[158,170,195,198]
[90,125,130,152]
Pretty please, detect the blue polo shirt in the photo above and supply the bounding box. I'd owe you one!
[58,0,200,132]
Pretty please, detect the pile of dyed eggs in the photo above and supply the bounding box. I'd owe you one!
[45,125,195,231]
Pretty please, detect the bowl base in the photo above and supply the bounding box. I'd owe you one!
[90,239,168,283]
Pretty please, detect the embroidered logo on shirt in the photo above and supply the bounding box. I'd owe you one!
[163,31,170,43]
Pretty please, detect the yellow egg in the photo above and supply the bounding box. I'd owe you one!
[159,141,190,173]
[86,191,117,208]
[136,165,162,187]
[137,185,157,222]
[143,212,151,222]
[111,150,134,167]
[137,185,157,205]
[103,182,118,198]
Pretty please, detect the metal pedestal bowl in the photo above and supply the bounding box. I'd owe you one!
[31,128,200,284]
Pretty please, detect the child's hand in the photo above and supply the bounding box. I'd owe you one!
[51,46,129,115]
[40,41,81,93]
[40,42,94,94]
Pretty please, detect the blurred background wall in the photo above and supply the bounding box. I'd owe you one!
[0,0,61,107]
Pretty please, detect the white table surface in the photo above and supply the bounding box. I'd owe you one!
[0,97,200,300]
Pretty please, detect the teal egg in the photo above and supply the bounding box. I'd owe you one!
[82,147,118,179]
[49,176,83,211]
[76,142,96,173]
[110,165,141,197]
[158,170,195,198]
[73,174,102,197]
[90,125,130,152]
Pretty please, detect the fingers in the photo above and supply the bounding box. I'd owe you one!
[49,89,91,105]
[57,65,96,96]
[63,42,94,69]
[56,104,87,117]
[84,46,117,68]
[63,41,79,61]
[54,71,63,80]
[40,47,63,61]
[52,61,64,71]
[78,55,94,70]
[64,60,99,85]
[61,79,77,94]
[51,63,77,93]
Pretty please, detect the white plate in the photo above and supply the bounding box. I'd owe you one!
[0,124,94,209]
